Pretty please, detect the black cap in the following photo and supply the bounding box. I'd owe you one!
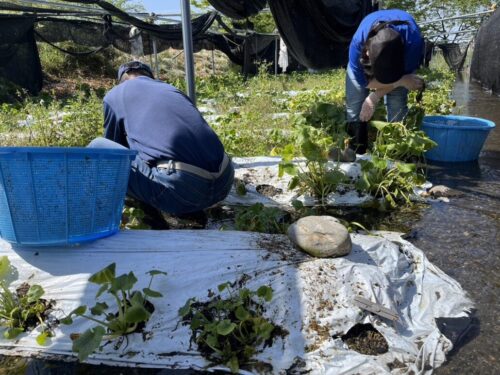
[117,61,154,82]
[368,28,405,84]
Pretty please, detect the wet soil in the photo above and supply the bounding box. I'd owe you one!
[341,323,389,355]
[255,184,283,197]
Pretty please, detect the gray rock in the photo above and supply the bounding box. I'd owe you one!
[428,185,464,198]
[287,216,352,258]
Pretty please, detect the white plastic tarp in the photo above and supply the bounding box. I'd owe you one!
[224,157,431,208]
[0,230,472,374]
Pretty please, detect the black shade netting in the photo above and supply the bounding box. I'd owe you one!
[423,39,434,68]
[207,0,267,20]
[35,16,219,56]
[55,0,217,40]
[0,15,42,94]
[471,10,500,94]
[438,42,470,72]
[268,0,377,70]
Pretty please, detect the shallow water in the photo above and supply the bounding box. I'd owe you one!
[1,79,499,374]
[408,78,500,374]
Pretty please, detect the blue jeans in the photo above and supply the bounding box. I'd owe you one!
[88,137,234,214]
[345,65,409,123]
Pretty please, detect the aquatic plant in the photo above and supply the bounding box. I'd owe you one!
[61,263,166,361]
[179,282,285,373]
[0,256,53,345]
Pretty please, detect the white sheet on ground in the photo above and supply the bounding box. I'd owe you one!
[224,157,431,208]
[0,230,472,374]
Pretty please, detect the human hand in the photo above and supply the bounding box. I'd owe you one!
[360,92,381,122]
[399,74,424,91]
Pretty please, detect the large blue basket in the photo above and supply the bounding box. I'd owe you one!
[422,115,496,162]
[0,147,137,246]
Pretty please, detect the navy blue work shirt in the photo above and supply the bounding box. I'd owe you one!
[348,9,424,87]
[103,76,225,172]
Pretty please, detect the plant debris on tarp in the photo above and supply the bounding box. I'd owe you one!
[341,323,389,355]
[0,230,473,374]
[14,283,55,332]
[179,282,288,373]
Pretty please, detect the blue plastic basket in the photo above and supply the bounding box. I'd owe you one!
[422,115,496,162]
[0,147,137,246]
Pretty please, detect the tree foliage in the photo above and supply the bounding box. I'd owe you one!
[383,0,493,43]
[190,0,276,33]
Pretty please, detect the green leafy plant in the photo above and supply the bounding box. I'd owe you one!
[371,120,437,162]
[356,157,426,208]
[0,89,103,147]
[235,203,289,234]
[278,122,347,205]
[0,256,53,344]
[121,206,151,230]
[179,282,286,373]
[61,263,166,361]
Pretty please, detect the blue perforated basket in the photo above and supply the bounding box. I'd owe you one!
[0,147,137,246]
[422,115,496,162]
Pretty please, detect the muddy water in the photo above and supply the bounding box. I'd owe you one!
[408,78,500,374]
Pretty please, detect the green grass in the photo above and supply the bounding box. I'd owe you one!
[0,63,455,156]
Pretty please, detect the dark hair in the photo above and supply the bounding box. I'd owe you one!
[360,40,374,81]
[360,20,409,83]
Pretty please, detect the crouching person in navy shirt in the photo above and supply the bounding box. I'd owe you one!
[89,61,234,221]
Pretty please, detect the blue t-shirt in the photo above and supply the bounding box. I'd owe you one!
[103,76,225,172]
[348,9,424,87]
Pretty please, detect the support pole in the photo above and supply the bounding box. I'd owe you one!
[152,37,159,77]
[274,36,278,75]
[211,49,216,75]
[181,0,196,105]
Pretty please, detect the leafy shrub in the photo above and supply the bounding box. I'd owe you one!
[0,90,103,147]
[0,77,25,104]
[235,203,288,234]
[371,120,437,162]
[179,282,285,373]
[61,263,166,361]
[0,256,53,344]
[356,157,426,208]
[278,117,347,205]
[38,43,118,79]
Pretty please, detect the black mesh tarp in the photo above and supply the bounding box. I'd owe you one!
[0,15,42,94]
[35,16,219,55]
[471,10,500,94]
[207,0,267,20]
[268,0,377,70]
[57,0,217,40]
[438,42,470,72]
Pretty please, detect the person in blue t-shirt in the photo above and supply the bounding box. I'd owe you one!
[89,61,234,220]
[346,9,425,153]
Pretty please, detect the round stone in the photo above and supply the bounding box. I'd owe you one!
[287,216,352,258]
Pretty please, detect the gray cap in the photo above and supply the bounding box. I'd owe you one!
[117,61,154,81]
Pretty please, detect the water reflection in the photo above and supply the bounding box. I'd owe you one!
[411,76,500,375]
[454,72,500,157]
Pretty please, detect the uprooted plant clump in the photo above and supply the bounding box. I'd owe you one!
[61,263,166,361]
[0,256,55,345]
[179,282,288,373]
